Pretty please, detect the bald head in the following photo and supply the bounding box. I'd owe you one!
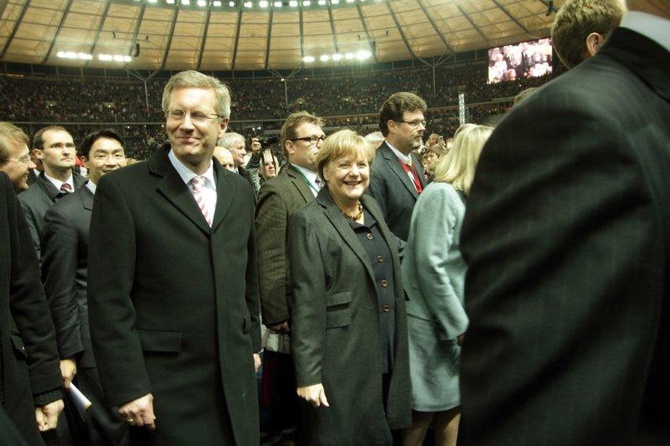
[213,146,235,172]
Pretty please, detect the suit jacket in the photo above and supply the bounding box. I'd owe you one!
[88,147,261,445]
[401,182,468,340]
[289,190,411,444]
[459,27,670,445]
[255,164,315,326]
[41,186,96,368]
[18,171,87,258]
[367,141,426,241]
[0,173,62,445]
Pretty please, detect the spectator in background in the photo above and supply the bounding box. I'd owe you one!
[367,92,428,241]
[551,0,625,69]
[365,131,385,149]
[421,144,448,183]
[401,125,493,446]
[41,129,129,445]
[218,131,255,189]
[459,1,669,444]
[289,129,410,445]
[213,146,236,172]
[19,126,87,258]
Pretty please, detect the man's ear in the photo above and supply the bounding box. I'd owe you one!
[285,140,295,155]
[32,148,44,160]
[585,32,605,57]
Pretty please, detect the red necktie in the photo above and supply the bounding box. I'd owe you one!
[60,183,72,194]
[400,159,423,194]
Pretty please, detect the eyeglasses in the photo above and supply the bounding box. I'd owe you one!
[396,119,427,128]
[166,109,223,123]
[7,155,32,165]
[291,135,326,146]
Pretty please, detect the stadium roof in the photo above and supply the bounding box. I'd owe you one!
[0,0,562,72]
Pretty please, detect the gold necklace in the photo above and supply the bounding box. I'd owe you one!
[341,201,364,221]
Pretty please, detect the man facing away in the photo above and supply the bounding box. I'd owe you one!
[41,129,129,445]
[255,111,325,438]
[87,70,261,445]
[367,92,428,241]
[19,125,86,258]
[459,1,670,444]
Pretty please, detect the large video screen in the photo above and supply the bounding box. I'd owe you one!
[487,38,553,84]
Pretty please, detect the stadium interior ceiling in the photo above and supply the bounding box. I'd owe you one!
[1,0,563,77]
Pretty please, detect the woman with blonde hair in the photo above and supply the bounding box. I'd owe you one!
[289,129,411,445]
[401,124,494,446]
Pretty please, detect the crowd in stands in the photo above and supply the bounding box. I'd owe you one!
[0,59,560,159]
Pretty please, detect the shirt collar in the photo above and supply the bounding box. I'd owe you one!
[620,11,670,53]
[86,181,96,195]
[385,140,411,165]
[45,172,73,191]
[168,149,216,189]
[291,163,319,185]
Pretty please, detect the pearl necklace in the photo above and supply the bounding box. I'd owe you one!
[341,201,364,221]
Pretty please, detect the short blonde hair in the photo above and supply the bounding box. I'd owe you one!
[0,122,30,165]
[433,124,493,195]
[162,70,231,119]
[317,129,375,182]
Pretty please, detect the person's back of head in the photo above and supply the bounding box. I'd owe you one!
[551,0,625,69]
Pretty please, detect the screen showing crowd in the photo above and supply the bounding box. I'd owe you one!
[487,38,553,84]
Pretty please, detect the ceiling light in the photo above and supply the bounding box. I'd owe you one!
[213,0,222,5]
[274,1,282,6]
[259,0,268,7]
[320,54,330,61]
[197,0,207,5]
[303,0,311,5]
[181,0,190,5]
[289,0,298,6]
[318,0,326,4]
[229,1,236,5]
[345,52,355,59]
[147,0,157,3]
[98,54,113,61]
[244,1,252,6]
[332,53,343,61]
[166,0,175,3]
[303,56,315,63]
[356,50,372,60]
[331,0,339,3]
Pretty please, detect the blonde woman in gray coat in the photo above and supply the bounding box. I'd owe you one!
[401,125,493,446]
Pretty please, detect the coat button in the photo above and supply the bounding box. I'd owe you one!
[380,279,388,287]
[366,233,373,240]
[377,256,384,263]
[382,304,391,313]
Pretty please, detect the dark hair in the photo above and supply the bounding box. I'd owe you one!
[379,92,427,137]
[80,128,126,158]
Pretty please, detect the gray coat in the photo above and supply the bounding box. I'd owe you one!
[289,189,411,445]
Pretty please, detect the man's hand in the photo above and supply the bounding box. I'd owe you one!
[297,384,329,408]
[60,358,77,389]
[35,399,64,432]
[251,138,262,154]
[253,353,262,372]
[270,321,290,334]
[118,393,156,430]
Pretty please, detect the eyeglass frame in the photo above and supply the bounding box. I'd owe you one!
[6,155,33,166]
[394,119,427,128]
[165,109,224,123]
[290,135,327,146]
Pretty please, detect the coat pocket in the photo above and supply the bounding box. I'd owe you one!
[325,291,352,329]
[10,334,28,359]
[137,329,183,353]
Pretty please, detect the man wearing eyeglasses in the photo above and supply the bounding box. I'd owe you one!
[255,111,326,441]
[367,92,428,241]
[87,71,261,445]
[0,122,37,193]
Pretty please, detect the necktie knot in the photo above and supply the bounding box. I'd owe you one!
[60,183,72,193]
[190,176,205,192]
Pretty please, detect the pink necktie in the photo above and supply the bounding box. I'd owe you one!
[190,176,212,227]
[60,183,72,194]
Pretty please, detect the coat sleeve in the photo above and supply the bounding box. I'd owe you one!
[409,187,468,339]
[7,178,62,398]
[288,209,327,387]
[256,183,291,325]
[87,176,151,407]
[41,206,84,360]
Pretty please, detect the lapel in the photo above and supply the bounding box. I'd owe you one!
[151,147,212,234]
[600,27,670,103]
[211,163,234,231]
[380,142,420,199]
[78,186,94,212]
[317,189,375,283]
[286,164,316,203]
[36,172,62,202]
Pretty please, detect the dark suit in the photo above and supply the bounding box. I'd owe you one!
[459,27,670,445]
[41,186,128,445]
[256,164,315,326]
[0,172,62,445]
[367,141,426,241]
[289,190,411,444]
[88,147,261,445]
[18,171,87,258]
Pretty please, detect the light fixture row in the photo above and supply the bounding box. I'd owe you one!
[57,51,132,62]
[134,0,371,7]
[303,49,372,63]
